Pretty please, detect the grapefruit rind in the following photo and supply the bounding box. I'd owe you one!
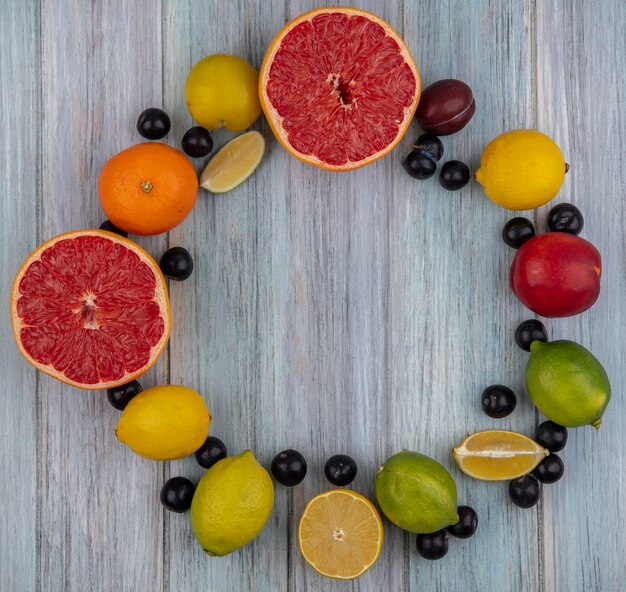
[10,229,171,390]
[259,6,421,171]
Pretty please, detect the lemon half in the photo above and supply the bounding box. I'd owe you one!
[298,489,383,580]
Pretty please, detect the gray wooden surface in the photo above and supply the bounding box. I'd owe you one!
[1,1,624,591]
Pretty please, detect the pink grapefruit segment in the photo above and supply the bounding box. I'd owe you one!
[259,7,420,171]
[11,230,171,389]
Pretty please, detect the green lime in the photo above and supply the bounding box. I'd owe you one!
[525,340,610,429]
[190,450,274,556]
[375,451,458,534]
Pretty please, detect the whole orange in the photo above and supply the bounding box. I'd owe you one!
[98,142,198,235]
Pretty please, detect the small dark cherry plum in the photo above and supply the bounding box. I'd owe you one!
[99,220,128,238]
[502,217,535,249]
[533,454,564,484]
[416,530,449,559]
[514,319,548,352]
[182,126,214,158]
[159,247,194,281]
[324,455,357,486]
[481,385,517,419]
[271,449,307,486]
[402,150,437,179]
[137,108,171,140]
[107,380,142,410]
[439,160,470,190]
[194,436,227,469]
[413,133,444,162]
[446,506,478,539]
[160,477,195,513]
[547,203,584,235]
[535,421,568,452]
[509,474,541,509]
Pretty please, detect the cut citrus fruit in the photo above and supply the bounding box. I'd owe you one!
[298,489,383,580]
[453,430,549,481]
[259,7,420,171]
[10,230,170,389]
[199,131,265,193]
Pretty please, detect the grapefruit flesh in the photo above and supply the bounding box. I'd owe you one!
[11,230,170,389]
[259,7,420,171]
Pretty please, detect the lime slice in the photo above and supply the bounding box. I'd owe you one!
[200,130,265,193]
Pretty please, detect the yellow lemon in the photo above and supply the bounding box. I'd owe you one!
[298,489,383,580]
[115,385,211,460]
[200,131,265,193]
[185,54,262,131]
[190,450,274,556]
[475,129,568,210]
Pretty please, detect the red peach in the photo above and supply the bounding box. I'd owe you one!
[509,233,601,317]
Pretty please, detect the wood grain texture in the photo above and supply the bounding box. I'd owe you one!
[1,0,625,591]
[38,1,167,591]
[163,1,292,590]
[398,2,540,591]
[536,1,626,591]
[280,3,407,590]
[0,1,40,590]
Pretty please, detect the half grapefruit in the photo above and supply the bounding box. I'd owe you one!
[259,7,420,171]
[11,230,170,389]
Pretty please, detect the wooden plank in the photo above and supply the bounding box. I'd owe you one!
[162,2,293,591]
[38,1,166,590]
[0,1,40,590]
[272,1,408,588]
[1,0,622,590]
[397,1,541,590]
[536,1,626,591]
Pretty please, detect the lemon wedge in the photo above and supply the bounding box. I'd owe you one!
[453,430,549,481]
[200,130,265,193]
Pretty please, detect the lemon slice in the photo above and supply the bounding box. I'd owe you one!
[453,430,549,481]
[200,130,265,193]
[298,489,383,580]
